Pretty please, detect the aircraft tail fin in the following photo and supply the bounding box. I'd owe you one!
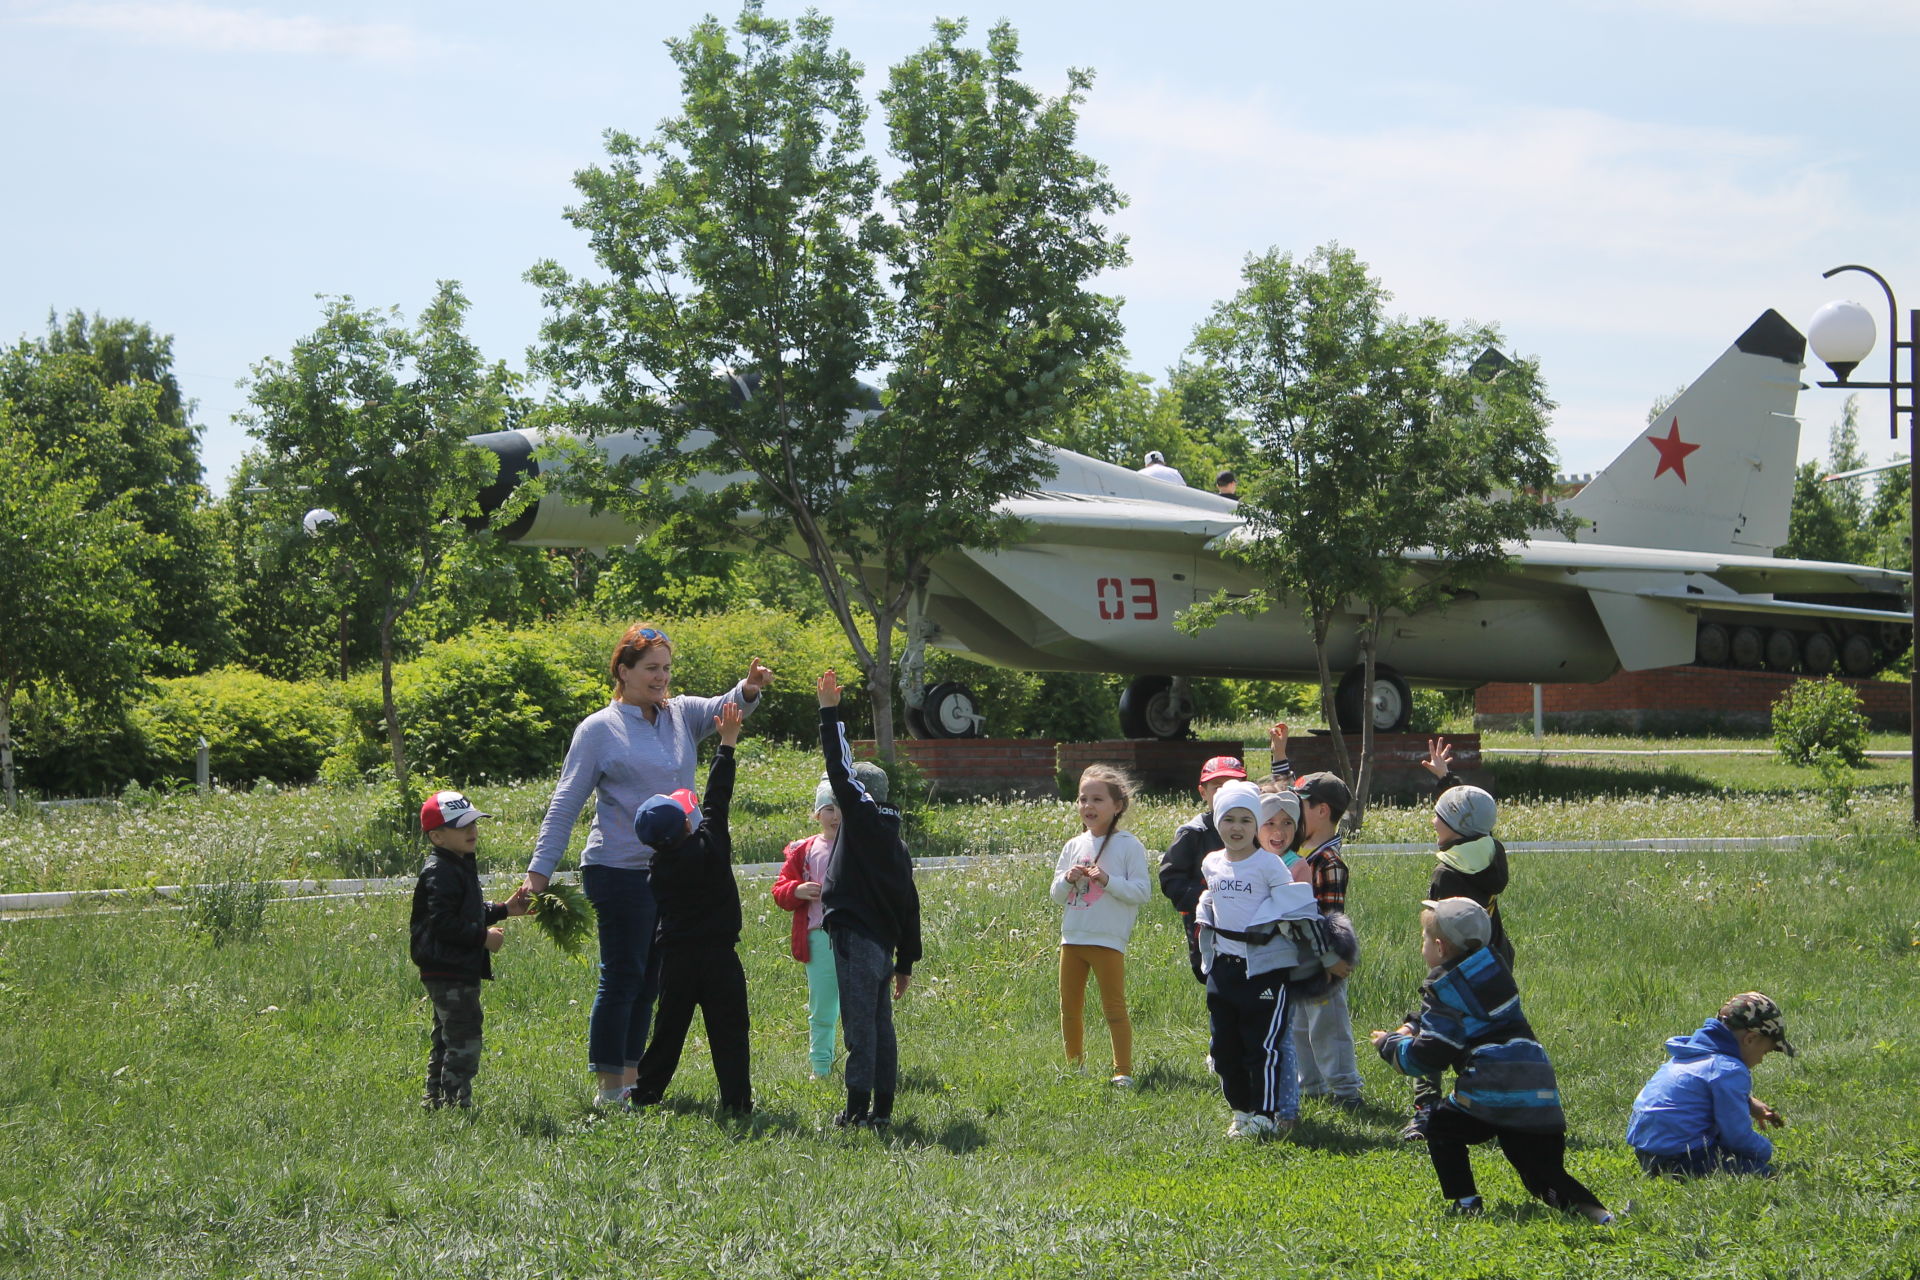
[1562,310,1805,555]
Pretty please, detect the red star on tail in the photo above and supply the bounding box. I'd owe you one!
[1647,418,1701,483]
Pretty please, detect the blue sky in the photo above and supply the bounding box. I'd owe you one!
[4,0,1917,487]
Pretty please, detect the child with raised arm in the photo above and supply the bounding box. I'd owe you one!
[772,784,843,1080]
[1286,765,1364,1111]
[1372,898,1613,1223]
[626,702,752,1115]
[817,670,922,1130]
[1195,781,1332,1139]
[1159,755,1250,983]
[1051,765,1152,1087]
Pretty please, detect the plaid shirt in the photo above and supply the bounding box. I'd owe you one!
[1272,758,1348,913]
[1302,836,1348,914]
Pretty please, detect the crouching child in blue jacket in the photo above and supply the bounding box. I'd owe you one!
[1372,898,1612,1223]
[1626,992,1793,1177]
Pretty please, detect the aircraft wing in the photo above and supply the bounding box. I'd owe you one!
[1003,493,1245,549]
[1414,539,1911,597]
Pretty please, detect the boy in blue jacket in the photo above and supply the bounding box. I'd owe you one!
[1372,898,1612,1223]
[1626,992,1792,1177]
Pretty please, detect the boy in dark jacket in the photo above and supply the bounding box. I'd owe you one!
[1627,992,1792,1177]
[1372,898,1612,1223]
[409,790,528,1109]
[627,702,752,1114]
[818,669,922,1130]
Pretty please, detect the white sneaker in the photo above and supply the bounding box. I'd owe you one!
[1109,1074,1134,1089]
[1226,1109,1253,1138]
[1204,1053,1215,1073]
[1241,1113,1278,1139]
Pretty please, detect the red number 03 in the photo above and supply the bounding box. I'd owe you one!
[1095,577,1158,622]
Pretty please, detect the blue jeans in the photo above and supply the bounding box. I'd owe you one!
[1637,1146,1774,1178]
[582,865,658,1074]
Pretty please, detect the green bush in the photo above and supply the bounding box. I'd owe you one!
[1772,676,1869,767]
[8,687,148,797]
[133,668,344,786]
[330,630,605,784]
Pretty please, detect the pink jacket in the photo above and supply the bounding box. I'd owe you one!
[771,834,828,962]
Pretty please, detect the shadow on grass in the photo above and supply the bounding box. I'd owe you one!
[1133,1062,1218,1094]
[1486,758,1722,801]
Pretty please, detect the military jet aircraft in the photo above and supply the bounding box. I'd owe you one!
[469,309,1909,738]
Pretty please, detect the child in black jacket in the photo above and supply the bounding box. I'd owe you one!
[817,669,922,1129]
[627,703,752,1114]
[409,790,528,1109]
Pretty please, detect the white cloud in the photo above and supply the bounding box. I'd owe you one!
[25,2,429,60]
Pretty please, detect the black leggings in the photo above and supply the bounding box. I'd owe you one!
[1426,1106,1605,1210]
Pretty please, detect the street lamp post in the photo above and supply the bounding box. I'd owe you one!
[1807,264,1919,823]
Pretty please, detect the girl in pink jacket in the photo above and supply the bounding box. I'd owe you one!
[772,781,842,1079]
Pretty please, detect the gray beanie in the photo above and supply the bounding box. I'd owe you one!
[1434,785,1496,838]
[812,779,836,814]
[851,761,890,803]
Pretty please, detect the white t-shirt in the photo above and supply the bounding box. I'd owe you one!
[1138,462,1187,485]
[1049,830,1153,953]
[1199,848,1296,959]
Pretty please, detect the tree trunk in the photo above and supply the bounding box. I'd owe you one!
[896,579,931,719]
[380,609,409,790]
[868,610,897,764]
[0,680,16,812]
[1310,611,1354,783]
[1350,608,1381,833]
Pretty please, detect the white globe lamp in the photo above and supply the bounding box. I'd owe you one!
[1807,299,1876,381]
[302,508,338,536]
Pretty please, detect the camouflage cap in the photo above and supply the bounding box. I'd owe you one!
[1719,991,1796,1057]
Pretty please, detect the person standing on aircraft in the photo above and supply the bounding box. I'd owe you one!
[1215,470,1238,500]
[1138,450,1186,485]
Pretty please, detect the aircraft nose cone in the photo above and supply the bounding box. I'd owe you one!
[464,431,538,538]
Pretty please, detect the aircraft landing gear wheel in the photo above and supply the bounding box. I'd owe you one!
[903,703,932,740]
[1730,625,1765,669]
[922,682,982,738]
[1695,622,1730,667]
[1802,632,1838,675]
[1118,675,1192,740]
[1334,664,1413,734]
[1840,633,1877,678]
[1764,629,1800,673]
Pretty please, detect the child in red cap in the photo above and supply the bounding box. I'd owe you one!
[409,790,529,1108]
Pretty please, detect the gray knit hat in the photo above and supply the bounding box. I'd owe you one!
[1422,897,1492,952]
[812,779,836,814]
[1434,785,1496,838]
[852,761,890,804]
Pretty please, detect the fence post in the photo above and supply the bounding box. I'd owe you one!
[1532,685,1544,741]
[196,736,210,793]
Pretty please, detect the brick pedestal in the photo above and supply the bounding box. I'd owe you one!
[1475,667,1910,734]
[851,738,1060,800]
[1279,733,1487,797]
[1057,740,1250,793]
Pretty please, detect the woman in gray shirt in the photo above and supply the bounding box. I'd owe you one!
[522,623,771,1106]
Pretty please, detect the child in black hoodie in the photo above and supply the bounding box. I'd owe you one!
[817,670,922,1130]
[626,702,752,1114]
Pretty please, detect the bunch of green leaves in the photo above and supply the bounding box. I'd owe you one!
[528,880,596,955]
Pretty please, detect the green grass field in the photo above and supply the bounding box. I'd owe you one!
[2,734,1918,1278]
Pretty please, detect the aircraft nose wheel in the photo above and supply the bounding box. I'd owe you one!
[1334,664,1413,734]
[920,681,983,738]
[1118,675,1194,740]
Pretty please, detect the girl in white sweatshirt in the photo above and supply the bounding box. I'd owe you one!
[1049,765,1153,1086]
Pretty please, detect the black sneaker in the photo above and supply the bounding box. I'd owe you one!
[1446,1196,1484,1218]
[832,1110,871,1129]
[421,1093,444,1111]
[1400,1108,1432,1141]
[1328,1093,1364,1114]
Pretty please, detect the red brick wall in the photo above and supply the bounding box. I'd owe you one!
[1057,740,1247,793]
[1475,667,1910,733]
[851,738,1059,800]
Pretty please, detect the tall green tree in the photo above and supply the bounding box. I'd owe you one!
[1184,244,1567,824]
[0,315,232,673]
[239,284,506,791]
[1778,397,1872,565]
[0,410,155,805]
[528,6,1126,756]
